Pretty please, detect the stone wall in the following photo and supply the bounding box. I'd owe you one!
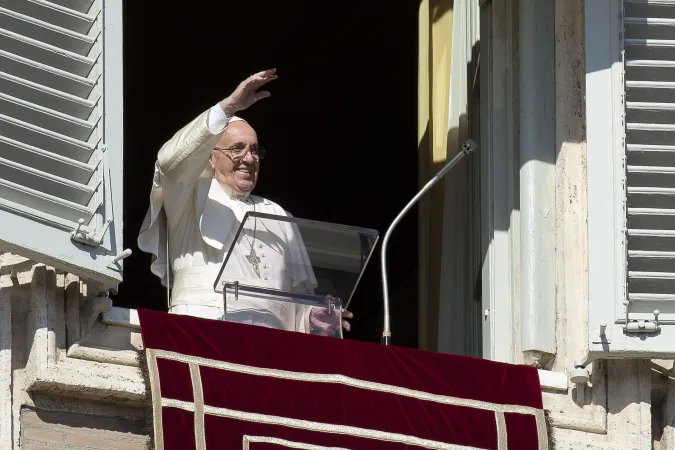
[20,407,146,450]
[0,253,147,449]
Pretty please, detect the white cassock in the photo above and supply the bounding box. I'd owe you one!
[137,104,316,332]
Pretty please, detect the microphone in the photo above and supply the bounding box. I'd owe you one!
[380,139,478,345]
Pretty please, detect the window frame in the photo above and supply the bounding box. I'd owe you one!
[479,0,519,363]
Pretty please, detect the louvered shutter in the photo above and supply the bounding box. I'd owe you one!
[586,0,675,358]
[625,0,675,325]
[0,0,123,290]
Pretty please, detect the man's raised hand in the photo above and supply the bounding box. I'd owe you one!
[219,69,278,116]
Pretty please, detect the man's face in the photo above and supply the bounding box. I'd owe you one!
[210,121,260,195]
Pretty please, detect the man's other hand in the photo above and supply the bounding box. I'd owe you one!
[309,307,353,334]
[219,69,278,116]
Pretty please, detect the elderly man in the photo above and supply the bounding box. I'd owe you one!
[138,69,351,334]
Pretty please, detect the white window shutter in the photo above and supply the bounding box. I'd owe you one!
[586,0,675,358]
[0,0,124,291]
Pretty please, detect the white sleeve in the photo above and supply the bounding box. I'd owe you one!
[207,103,231,134]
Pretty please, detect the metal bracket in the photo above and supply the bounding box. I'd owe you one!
[106,248,132,269]
[222,280,239,316]
[71,218,112,246]
[623,300,660,333]
[326,294,336,315]
[591,321,612,344]
[70,144,112,247]
[85,295,113,333]
[461,139,478,156]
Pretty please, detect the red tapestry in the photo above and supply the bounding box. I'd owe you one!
[138,309,548,450]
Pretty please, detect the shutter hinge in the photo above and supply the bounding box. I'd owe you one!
[71,218,112,246]
[623,301,660,333]
[70,144,111,247]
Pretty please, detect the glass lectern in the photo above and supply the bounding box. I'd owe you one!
[213,212,379,339]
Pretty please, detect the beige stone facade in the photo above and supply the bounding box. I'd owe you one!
[0,251,673,449]
[0,254,146,449]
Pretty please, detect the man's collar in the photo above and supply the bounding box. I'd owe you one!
[216,180,251,201]
[211,178,271,206]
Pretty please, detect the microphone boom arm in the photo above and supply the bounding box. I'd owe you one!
[380,139,478,345]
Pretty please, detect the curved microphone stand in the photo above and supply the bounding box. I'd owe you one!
[380,139,478,345]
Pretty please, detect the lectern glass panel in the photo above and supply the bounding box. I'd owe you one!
[213,212,379,337]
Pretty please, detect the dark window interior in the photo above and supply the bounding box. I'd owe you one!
[115,1,420,347]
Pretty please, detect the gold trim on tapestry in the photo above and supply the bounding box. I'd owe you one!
[146,349,165,450]
[535,410,550,450]
[150,348,548,449]
[164,398,480,450]
[495,412,507,450]
[243,435,350,450]
[190,363,207,450]
[153,349,539,416]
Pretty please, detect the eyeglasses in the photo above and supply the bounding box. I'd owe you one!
[213,144,266,160]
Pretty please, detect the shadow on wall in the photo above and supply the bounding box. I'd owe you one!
[420,0,590,360]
